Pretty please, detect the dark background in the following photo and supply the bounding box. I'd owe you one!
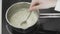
[2,0,60,34]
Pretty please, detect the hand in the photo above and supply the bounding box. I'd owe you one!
[29,0,57,11]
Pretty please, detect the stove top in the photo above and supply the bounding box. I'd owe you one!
[6,24,60,34]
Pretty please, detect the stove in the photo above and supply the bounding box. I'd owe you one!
[2,0,60,34]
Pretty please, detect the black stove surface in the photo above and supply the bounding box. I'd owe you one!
[2,0,60,34]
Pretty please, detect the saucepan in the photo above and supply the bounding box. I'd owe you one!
[5,2,40,33]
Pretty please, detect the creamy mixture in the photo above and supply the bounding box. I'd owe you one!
[9,8,38,29]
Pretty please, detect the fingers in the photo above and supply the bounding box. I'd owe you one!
[30,5,40,11]
[29,0,39,11]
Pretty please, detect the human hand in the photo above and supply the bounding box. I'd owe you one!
[29,0,57,11]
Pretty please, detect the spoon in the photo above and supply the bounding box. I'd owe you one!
[20,11,32,26]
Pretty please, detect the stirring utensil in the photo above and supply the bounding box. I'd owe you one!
[20,11,32,26]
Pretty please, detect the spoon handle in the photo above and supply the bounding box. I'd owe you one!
[20,11,32,26]
[25,11,32,21]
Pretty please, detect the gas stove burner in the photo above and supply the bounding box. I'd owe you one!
[6,23,40,34]
[6,25,25,34]
[6,25,12,34]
